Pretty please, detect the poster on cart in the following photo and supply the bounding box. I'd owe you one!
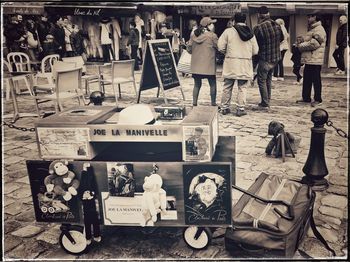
[183,126,211,162]
[27,160,81,223]
[36,127,90,159]
[183,163,232,225]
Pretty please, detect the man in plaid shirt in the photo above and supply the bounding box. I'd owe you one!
[253,6,283,108]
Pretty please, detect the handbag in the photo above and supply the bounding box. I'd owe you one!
[177,49,191,74]
[225,173,336,258]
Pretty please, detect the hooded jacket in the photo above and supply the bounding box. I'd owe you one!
[298,21,327,65]
[187,30,218,76]
[218,24,259,80]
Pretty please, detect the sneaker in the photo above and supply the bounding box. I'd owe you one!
[236,109,247,117]
[86,239,92,245]
[296,99,311,104]
[277,77,284,81]
[93,236,102,243]
[258,102,269,108]
[335,70,345,75]
[311,101,322,107]
[272,76,278,81]
[219,108,230,115]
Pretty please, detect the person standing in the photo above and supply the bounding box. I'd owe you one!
[134,14,145,65]
[50,17,66,58]
[37,14,52,48]
[273,18,289,81]
[333,15,348,75]
[218,12,259,117]
[70,25,86,60]
[127,21,140,71]
[296,13,327,107]
[187,17,218,106]
[253,6,283,109]
[4,15,27,52]
[291,36,304,84]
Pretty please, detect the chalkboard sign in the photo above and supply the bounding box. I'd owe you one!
[138,39,185,104]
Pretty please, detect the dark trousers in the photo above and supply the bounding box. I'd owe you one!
[138,47,143,64]
[84,211,101,240]
[302,64,322,102]
[292,66,303,82]
[332,47,345,71]
[193,76,217,106]
[101,44,114,62]
[257,60,277,106]
[273,50,287,77]
[131,45,140,70]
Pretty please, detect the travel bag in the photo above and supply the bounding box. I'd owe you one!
[225,172,336,258]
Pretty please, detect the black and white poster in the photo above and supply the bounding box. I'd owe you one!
[183,163,232,225]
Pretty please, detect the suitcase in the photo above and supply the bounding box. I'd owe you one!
[225,173,335,258]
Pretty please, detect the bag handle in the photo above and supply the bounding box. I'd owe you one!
[232,185,294,220]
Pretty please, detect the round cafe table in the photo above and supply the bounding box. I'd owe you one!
[3,71,39,123]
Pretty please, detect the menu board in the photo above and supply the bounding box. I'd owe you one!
[138,39,184,104]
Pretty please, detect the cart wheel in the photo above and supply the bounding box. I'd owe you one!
[41,206,48,213]
[59,226,87,255]
[48,207,55,213]
[183,226,212,250]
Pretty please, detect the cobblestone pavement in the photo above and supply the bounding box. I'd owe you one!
[2,68,348,260]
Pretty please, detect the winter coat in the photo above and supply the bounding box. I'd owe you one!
[127,28,139,46]
[218,24,259,80]
[187,30,218,76]
[50,25,66,52]
[279,24,290,51]
[70,30,86,55]
[298,21,327,65]
[336,23,348,48]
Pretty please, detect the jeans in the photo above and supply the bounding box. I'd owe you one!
[332,47,345,71]
[257,60,276,106]
[302,64,322,102]
[273,50,287,77]
[193,76,217,106]
[131,45,140,70]
[220,79,248,110]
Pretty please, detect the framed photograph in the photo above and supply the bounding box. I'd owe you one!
[183,163,232,226]
[183,126,211,162]
[106,163,135,197]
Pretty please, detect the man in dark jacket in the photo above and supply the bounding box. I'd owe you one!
[50,17,66,57]
[332,15,348,75]
[70,24,86,57]
[127,21,140,70]
[37,14,52,48]
[4,15,27,52]
[253,6,283,109]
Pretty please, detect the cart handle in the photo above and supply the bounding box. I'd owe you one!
[232,185,294,220]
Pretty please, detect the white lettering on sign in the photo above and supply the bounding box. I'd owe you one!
[74,8,101,16]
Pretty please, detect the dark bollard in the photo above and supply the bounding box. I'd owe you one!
[302,109,329,191]
[89,91,105,106]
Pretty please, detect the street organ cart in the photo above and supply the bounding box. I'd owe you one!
[26,104,235,254]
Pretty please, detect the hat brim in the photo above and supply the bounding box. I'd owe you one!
[210,19,217,24]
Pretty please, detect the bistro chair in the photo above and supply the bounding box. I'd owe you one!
[3,61,12,100]
[35,54,60,85]
[7,52,34,96]
[33,61,77,94]
[99,60,137,104]
[62,56,100,95]
[33,67,84,115]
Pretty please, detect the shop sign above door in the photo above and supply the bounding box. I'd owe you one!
[3,6,45,15]
[189,3,241,17]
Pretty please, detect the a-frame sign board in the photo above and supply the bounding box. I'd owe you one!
[137,39,185,104]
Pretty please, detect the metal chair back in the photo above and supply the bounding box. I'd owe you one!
[111,60,135,81]
[41,54,60,74]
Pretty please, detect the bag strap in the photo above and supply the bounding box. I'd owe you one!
[309,214,336,257]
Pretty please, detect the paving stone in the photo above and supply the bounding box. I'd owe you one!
[338,158,347,169]
[327,185,347,196]
[6,166,27,176]
[4,183,21,194]
[5,146,31,156]
[15,209,36,222]
[4,220,22,234]
[316,214,342,227]
[4,197,16,207]
[321,195,347,209]
[16,175,30,185]
[317,227,339,243]
[193,246,220,258]
[318,206,344,219]
[5,239,51,259]
[169,239,194,258]
[4,155,26,165]
[11,187,32,199]
[11,225,44,238]
[4,235,23,253]
[5,202,30,216]
[36,225,61,245]
[329,175,347,186]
